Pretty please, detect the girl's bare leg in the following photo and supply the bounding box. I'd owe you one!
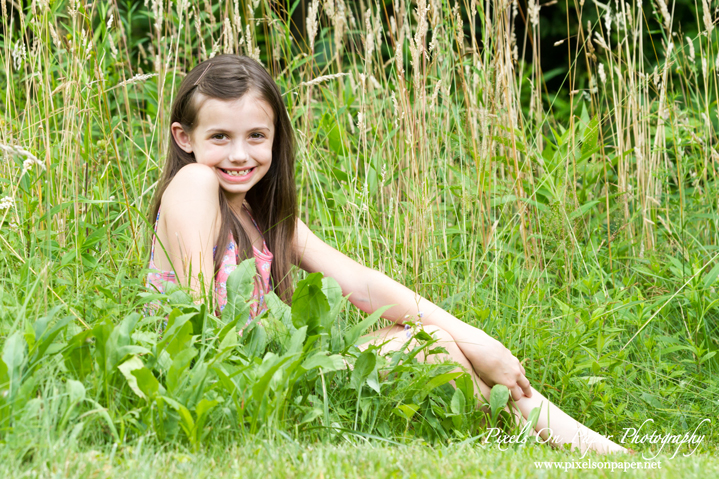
[360,324,627,455]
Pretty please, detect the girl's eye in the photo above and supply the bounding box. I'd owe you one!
[212,133,227,140]
[250,132,265,139]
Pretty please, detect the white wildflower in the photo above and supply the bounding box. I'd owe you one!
[656,0,671,31]
[23,157,44,173]
[306,0,319,53]
[0,144,42,171]
[49,23,61,48]
[109,32,118,59]
[364,8,374,65]
[233,0,242,32]
[604,6,612,36]
[300,72,349,87]
[110,73,158,90]
[0,196,13,210]
[430,80,442,107]
[686,36,695,63]
[223,17,233,54]
[589,75,598,94]
[528,0,541,27]
[702,0,713,35]
[598,62,607,84]
[107,13,113,30]
[390,90,404,128]
[323,0,335,19]
[12,41,26,70]
[593,31,609,50]
[333,0,347,58]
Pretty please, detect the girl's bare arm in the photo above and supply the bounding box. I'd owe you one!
[293,218,532,399]
[154,164,222,298]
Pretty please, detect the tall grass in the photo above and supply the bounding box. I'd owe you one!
[1,0,718,458]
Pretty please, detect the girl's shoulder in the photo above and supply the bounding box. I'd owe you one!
[164,163,220,200]
[159,163,222,234]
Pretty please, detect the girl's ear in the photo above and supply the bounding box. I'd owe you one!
[171,122,194,154]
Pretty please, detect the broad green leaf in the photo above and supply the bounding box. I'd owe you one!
[251,353,297,404]
[393,403,420,421]
[321,276,345,328]
[161,396,195,439]
[218,326,237,352]
[225,258,256,322]
[132,367,163,399]
[118,356,148,399]
[265,291,295,332]
[164,320,195,360]
[115,345,151,359]
[568,200,600,220]
[350,351,376,391]
[107,313,141,374]
[701,351,717,364]
[217,306,246,346]
[451,387,466,415]
[301,353,346,372]
[287,326,308,354]
[0,358,7,387]
[300,408,323,425]
[91,319,113,375]
[63,330,93,381]
[66,379,85,404]
[580,115,599,158]
[455,372,475,404]
[490,384,510,418]
[417,372,463,401]
[343,305,393,350]
[29,315,72,368]
[185,361,210,407]
[2,332,26,397]
[32,306,62,345]
[244,323,267,358]
[167,348,198,394]
[194,398,219,438]
[156,310,195,357]
[291,272,330,336]
[366,365,381,394]
[703,261,719,289]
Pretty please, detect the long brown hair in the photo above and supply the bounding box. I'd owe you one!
[150,55,297,303]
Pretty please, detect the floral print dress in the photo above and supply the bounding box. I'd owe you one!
[146,202,273,320]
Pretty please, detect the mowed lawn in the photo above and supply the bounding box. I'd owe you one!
[2,442,717,478]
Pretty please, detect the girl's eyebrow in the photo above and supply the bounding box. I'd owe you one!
[204,125,272,134]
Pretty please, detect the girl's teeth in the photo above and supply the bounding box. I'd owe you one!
[225,168,252,176]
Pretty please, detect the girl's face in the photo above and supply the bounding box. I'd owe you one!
[172,92,275,207]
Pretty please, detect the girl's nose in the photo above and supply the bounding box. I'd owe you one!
[229,140,249,162]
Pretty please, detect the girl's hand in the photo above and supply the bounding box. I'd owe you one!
[456,327,532,401]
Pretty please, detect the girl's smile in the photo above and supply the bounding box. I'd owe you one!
[171,92,275,207]
[218,166,256,182]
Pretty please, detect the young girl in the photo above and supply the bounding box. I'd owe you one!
[147,54,628,455]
